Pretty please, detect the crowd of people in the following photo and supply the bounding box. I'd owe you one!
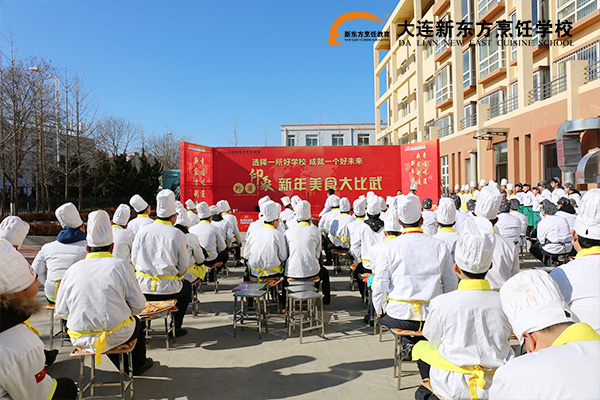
[0,176,598,399]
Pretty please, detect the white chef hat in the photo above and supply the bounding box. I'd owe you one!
[463,184,469,191]
[574,188,600,240]
[353,198,367,216]
[262,201,280,222]
[409,181,418,191]
[454,217,495,274]
[176,203,191,227]
[454,184,460,191]
[479,179,486,186]
[506,183,514,191]
[217,199,231,213]
[209,205,220,216]
[258,195,271,207]
[366,196,381,215]
[470,181,476,188]
[156,189,176,218]
[87,210,113,248]
[56,202,83,228]
[0,216,30,249]
[291,195,301,208]
[387,196,398,209]
[500,270,574,344]
[384,208,402,232]
[386,196,395,205]
[329,195,340,208]
[112,204,131,226]
[488,180,498,188]
[379,196,387,211]
[129,194,148,213]
[196,202,211,219]
[296,200,311,221]
[281,196,291,207]
[0,240,35,294]
[366,191,375,199]
[475,186,502,219]
[185,199,196,211]
[339,197,351,213]
[436,198,456,225]
[500,178,508,186]
[397,194,421,224]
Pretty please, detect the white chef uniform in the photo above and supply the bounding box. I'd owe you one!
[127,194,153,235]
[537,214,573,255]
[185,199,200,226]
[112,204,134,263]
[556,210,576,231]
[433,199,458,261]
[495,212,522,245]
[284,201,321,278]
[328,198,355,248]
[343,198,367,263]
[190,221,225,263]
[218,200,241,244]
[318,195,340,236]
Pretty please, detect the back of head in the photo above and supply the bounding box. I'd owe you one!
[176,202,191,227]
[113,204,131,226]
[281,196,291,207]
[436,198,456,225]
[185,199,196,211]
[509,198,520,211]
[455,217,495,274]
[87,210,113,248]
[156,189,176,218]
[0,216,30,249]
[422,198,433,210]
[329,195,340,208]
[574,188,600,241]
[258,195,271,208]
[542,199,557,215]
[384,208,401,232]
[130,194,148,213]
[498,199,510,214]
[450,194,461,210]
[378,196,387,211]
[56,202,83,229]
[209,205,220,217]
[500,270,573,344]
[366,196,381,216]
[474,186,502,219]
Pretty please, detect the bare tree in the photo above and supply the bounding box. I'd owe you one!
[224,113,239,146]
[264,128,269,146]
[147,131,187,170]
[314,110,326,144]
[94,116,142,156]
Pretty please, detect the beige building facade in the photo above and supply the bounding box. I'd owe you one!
[374,0,600,191]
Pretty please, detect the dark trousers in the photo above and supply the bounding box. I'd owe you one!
[353,263,368,299]
[530,242,575,263]
[322,235,333,265]
[231,244,241,261]
[318,265,331,305]
[107,317,147,373]
[144,280,191,330]
[377,315,424,346]
[205,250,229,281]
[52,377,78,399]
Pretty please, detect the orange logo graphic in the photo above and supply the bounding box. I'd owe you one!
[328,11,384,46]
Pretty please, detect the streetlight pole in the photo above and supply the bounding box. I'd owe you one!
[29,67,60,163]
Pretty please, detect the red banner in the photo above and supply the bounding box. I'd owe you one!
[180,142,440,218]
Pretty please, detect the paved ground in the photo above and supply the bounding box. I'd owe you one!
[24,235,535,400]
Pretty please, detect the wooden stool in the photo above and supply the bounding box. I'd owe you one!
[46,304,70,350]
[233,290,268,339]
[390,328,424,390]
[138,300,177,350]
[288,291,325,343]
[70,339,136,400]
[331,248,350,276]
[419,379,442,399]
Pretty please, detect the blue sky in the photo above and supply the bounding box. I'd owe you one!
[2,0,397,147]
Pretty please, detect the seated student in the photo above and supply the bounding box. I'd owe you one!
[56,210,153,375]
[217,200,243,265]
[0,240,78,400]
[530,199,574,263]
[185,199,200,226]
[189,202,227,281]
[550,189,600,334]
[451,194,468,234]
[210,205,233,248]
[112,204,135,263]
[132,190,191,337]
[328,197,355,251]
[413,218,514,400]
[279,196,294,228]
[495,199,522,245]
[127,195,153,235]
[433,198,458,262]
[173,202,206,284]
[509,199,528,245]
[421,198,438,236]
[556,197,576,231]
[244,201,288,279]
[490,270,600,399]
[318,194,340,266]
[32,202,87,304]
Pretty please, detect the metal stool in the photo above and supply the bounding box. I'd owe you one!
[46,304,70,350]
[202,262,222,293]
[332,248,350,275]
[390,328,424,390]
[284,284,317,327]
[138,300,177,350]
[250,276,284,315]
[233,290,268,339]
[288,291,325,343]
[191,280,201,317]
[70,339,136,400]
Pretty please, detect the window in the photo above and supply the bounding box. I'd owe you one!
[399,61,408,76]
[401,133,409,144]
[480,88,506,118]
[381,136,389,145]
[286,135,295,146]
[434,16,450,59]
[479,27,505,78]
[436,65,452,105]
[436,114,454,137]
[554,40,599,78]
[305,134,318,146]
[463,47,476,88]
[477,0,498,19]
[463,103,477,129]
[508,80,519,111]
[532,67,550,101]
[357,134,370,146]
[425,42,434,58]
[532,0,549,47]
[425,119,435,140]
[401,98,409,117]
[332,134,344,146]
[557,0,598,24]
[425,77,434,101]
[495,141,508,182]
[441,156,449,191]
[462,0,474,21]
[510,13,517,60]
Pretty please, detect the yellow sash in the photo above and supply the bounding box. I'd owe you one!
[46,279,62,303]
[135,271,182,291]
[46,379,57,400]
[24,317,40,336]
[68,316,135,365]
[253,265,283,278]
[186,264,207,280]
[387,298,429,329]
[413,341,494,400]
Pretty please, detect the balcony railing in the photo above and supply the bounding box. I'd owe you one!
[459,112,477,131]
[528,75,567,104]
[489,96,518,119]
[438,123,454,138]
[585,60,600,83]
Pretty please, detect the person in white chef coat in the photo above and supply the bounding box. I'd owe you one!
[111,204,135,263]
[413,217,514,400]
[551,188,600,334]
[472,186,520,290]
[55,210,153,375]
[421,198,438,236]
[372,194,457,359]
[127,194,153,235]
[173,202,206,283]
[217,199,242,265]
[530,199,574,263]
[495,199,522,245]
[0,216,29,250]
[32,202,87,304]
[489,270,600,400]
[0,241,78,400]
[185,199,200,226]
[279,196,294,227]
[132,189,191,337]
[328,197,355,251]
[433,198,458,262]
[190,202,227,281]
[318,194,340,266]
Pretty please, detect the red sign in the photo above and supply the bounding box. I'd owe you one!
[180,142,440,216]
[232,212,259,232]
